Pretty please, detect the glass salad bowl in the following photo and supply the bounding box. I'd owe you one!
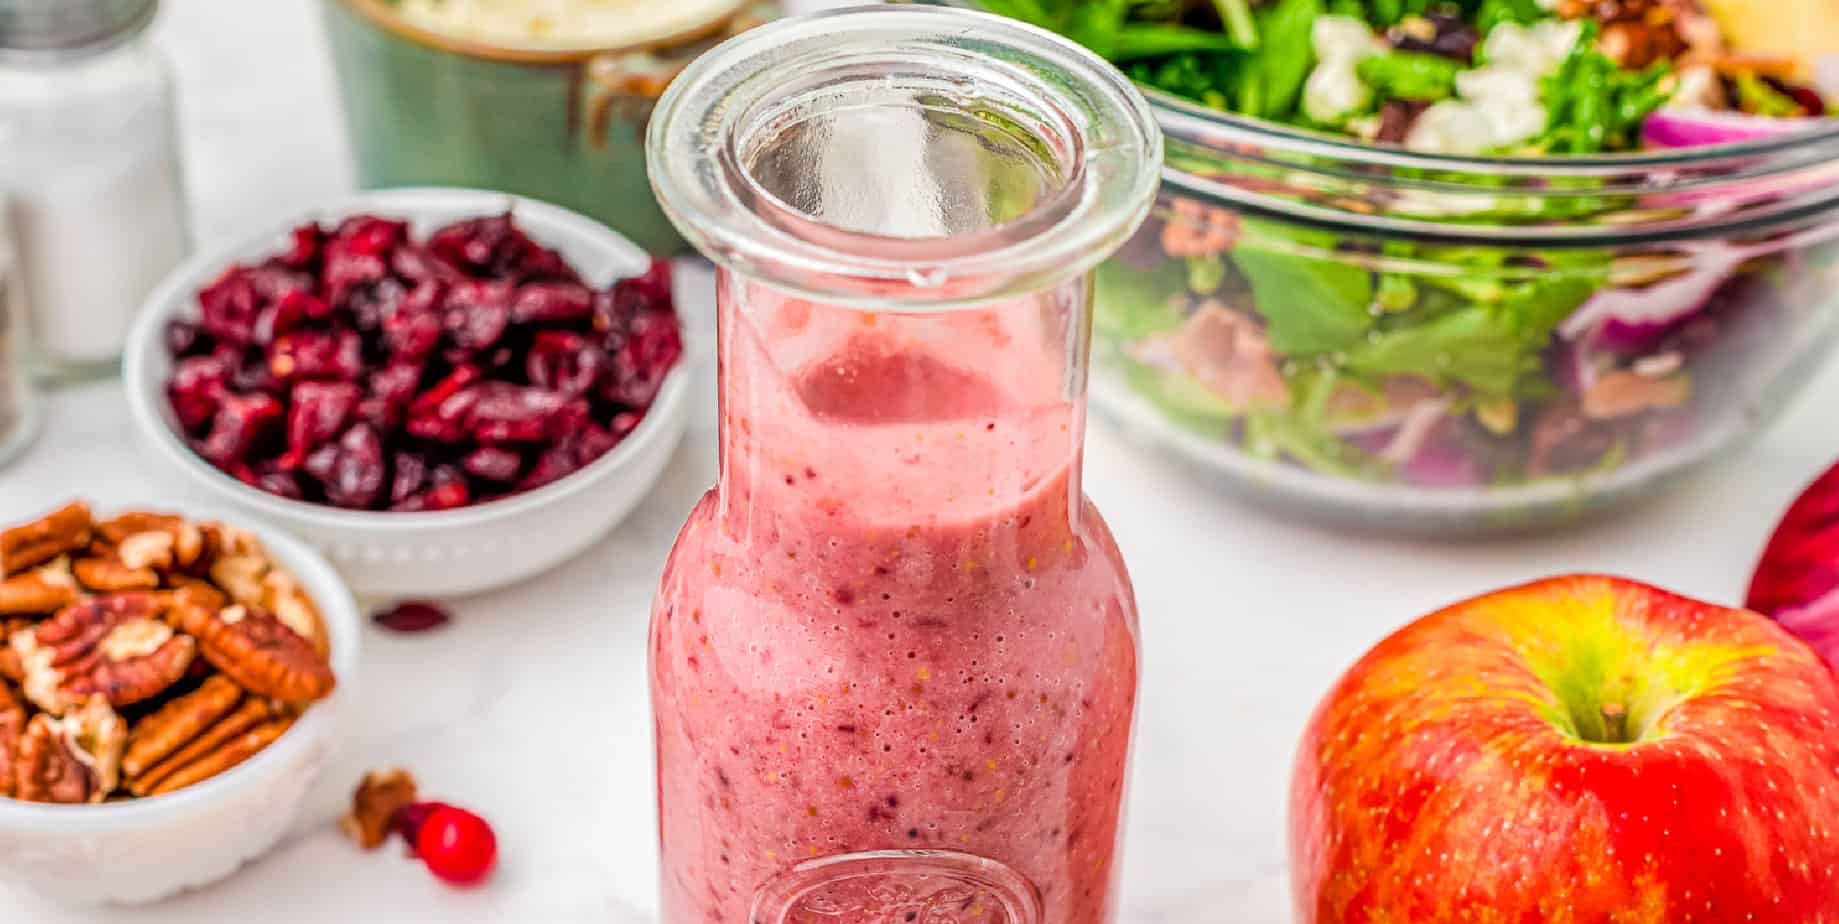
[1093,104,1839,532]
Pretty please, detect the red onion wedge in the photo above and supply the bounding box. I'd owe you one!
[1747,460,1839,669]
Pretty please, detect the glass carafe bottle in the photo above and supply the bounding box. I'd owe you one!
[646,8,1161,923]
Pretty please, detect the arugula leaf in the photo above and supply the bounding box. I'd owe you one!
[1357,50,1461,101]
[1247,410,1391,479]
[1341,275,1595,395]
[1231,221,1374,355]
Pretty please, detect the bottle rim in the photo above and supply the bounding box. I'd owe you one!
[646,4,1164,310]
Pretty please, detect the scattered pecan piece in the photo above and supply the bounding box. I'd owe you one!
[121,674,244,780]
[13,593,196,714]
[0,503,92,577]
[342,768,420,850]
[0,682,24,797]
[168,594,334,707]
[72,556,161,593]
[14,695,125,803]
[1581,370,1690,421]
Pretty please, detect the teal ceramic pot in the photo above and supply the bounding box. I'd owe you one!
[321,0,773,255]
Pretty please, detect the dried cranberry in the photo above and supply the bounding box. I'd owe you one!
[443,281,515,352]
[165,319,210,358]
[253,465,306,501]
[253,292,307,347]
[599,310,682,409]
[347,278,407,334]
[303,442,340,484]
[609,411,642,439]
[323,249,389,312]
[242,265,316,302]
[510,282,593,324]
[391,245,465,285]
[197,268,262,344]
[271,330,364,383]
[517,445,580,492]
[335,216,408,257]
[278,223,325,269]
[200,393,283,467]
[362,361,424,429]
[282,381,361,469]
[462,446,524,482]
[390,451,430,505]
[383,286,444,360]
[394,465,470,511]
[406,366,484,442]
[428,214,576,282]
[628,258,673,308]
[373,601,451,633]
[323,423,386,509]
[468,384,568,443]
[525,330,602,395]
[573,423,621,466]
[168,356,232,432]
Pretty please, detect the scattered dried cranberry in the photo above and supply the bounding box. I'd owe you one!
[161,213,682,513]
[372,601,452,633]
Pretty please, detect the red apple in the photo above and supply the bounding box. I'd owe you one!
[1291,575,1839,923]
[1748,460,1839,668]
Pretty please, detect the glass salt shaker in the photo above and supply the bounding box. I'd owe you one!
[0,0,191,383]
[0,198,42,466]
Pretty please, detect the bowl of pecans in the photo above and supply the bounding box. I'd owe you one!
[0,501,357,905]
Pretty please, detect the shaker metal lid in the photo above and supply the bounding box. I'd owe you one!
[0,0,157,54]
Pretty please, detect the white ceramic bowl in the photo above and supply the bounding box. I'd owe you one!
[124,188,693,596]
[0,511,360,906]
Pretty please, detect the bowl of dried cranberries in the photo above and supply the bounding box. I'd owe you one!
[124,189,692,595]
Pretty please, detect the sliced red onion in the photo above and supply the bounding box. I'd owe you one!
[1642,109,1829,149]
[1748,460,1839,670]
[1558,243,1756,351]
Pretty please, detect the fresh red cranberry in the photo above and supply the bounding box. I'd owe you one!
[200,393,283,467]
[392,802,496,886]
[372,600,451,633]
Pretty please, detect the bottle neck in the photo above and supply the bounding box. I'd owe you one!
[714,271,1091,549]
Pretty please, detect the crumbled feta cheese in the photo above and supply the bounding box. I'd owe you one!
[1405,20,1578,154]
[1303,15,1383,125]
[1482,19,1583,76]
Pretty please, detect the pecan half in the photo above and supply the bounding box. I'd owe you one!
[126,693,284,797]
[0,682,24,798]
[341,768,419,849]
[0,503,91,576]
[0,556,80,617]
[14,695,125,803]
[72,556,160,593]
[14,593,196,714]
[168,594,334,707]
[261,569,328,658]
[0,621,26,684]
[97,512,205,571]
[121,674,243,780]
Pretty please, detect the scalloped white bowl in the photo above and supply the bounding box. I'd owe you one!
[0,510,360,905]
[123,188,694,596]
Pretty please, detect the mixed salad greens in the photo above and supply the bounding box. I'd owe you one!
[978,0,1829,153]
[972,0,1839,510]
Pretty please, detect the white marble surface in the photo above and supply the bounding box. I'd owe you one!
[1,1,1837,921]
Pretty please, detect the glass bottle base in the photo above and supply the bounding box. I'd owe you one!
[750,850,1043,924]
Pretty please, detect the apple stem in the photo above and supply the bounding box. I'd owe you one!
[1601,703,1630,744]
